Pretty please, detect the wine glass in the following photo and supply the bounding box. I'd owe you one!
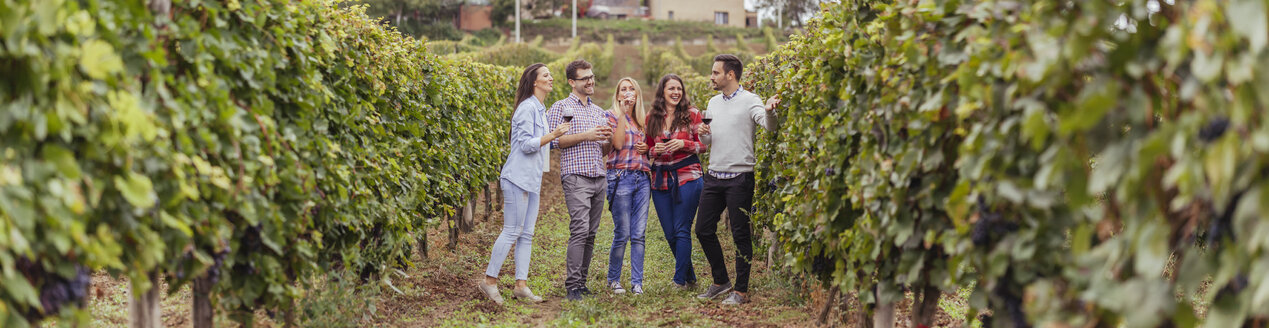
[659,135,672,157]
[702,111,713,126]
[598,120,610,146]
[562,107,574,123]
[623,91,636,108]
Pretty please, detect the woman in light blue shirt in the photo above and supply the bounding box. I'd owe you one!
[477,63,570,304]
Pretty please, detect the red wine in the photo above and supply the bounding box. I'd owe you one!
[563,115,574,122]
[701,118,713,125]
[657,137,672,156]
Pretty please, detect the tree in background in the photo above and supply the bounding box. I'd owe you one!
[533,0,569,18]
[491,0,515,26]
[355,0,466,40]
[755,0,824,28]
[356,0,463,25]
[486,0,569,24]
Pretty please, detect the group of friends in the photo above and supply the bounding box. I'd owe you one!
[476,54,780,306]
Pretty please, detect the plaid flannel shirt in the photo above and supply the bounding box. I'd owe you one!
[645,107,706,190]
[605,111,650,172]
[548,93,608,178]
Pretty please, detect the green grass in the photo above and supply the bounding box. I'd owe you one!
[80,180,975,327]
[407,183,816,327]
[938,285,984,328]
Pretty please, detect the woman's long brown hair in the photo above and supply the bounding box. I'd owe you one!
[510,63,547,143]
[514,63,548,108]
[647,74,693,138]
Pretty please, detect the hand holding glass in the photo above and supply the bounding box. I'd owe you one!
[700,111,713,135]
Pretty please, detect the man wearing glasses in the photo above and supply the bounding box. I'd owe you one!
[546,59,614,301]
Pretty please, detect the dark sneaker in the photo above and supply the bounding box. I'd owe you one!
[697,282,733,300]
[672,282,691,291]
[721,291,747,305]
[565,289,584,301]
[580,286,594,296]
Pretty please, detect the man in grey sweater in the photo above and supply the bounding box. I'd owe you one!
[694,54,780,305]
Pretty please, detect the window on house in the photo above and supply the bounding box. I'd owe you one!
[715,11,729,25]
[669,10,674,20]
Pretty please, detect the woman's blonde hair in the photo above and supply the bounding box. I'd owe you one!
[610,77,646,130]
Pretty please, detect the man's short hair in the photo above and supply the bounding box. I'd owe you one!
[566,59,593,80]
[714,54,743,80]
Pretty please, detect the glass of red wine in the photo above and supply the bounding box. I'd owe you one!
[701,111,713,126]
[562,107,574,123]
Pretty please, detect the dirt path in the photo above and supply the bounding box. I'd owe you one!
[371,156,826,327]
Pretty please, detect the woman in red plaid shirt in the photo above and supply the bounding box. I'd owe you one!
[643,74,706,289]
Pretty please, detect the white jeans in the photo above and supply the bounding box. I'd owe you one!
[484,179,540,280]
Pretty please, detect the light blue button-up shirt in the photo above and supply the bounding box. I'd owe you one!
[500,95,551,192]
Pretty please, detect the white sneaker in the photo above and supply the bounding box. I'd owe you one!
[512,287,545,303]
[476,281,504,305]
[609,281,627,294]
[631,284,644,295]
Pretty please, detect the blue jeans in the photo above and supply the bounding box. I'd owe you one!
[606,170,650,286]
[651,178,702,285]
[485,179,540,280]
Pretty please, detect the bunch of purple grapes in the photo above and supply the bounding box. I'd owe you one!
[970,196,1019,247]
[207,247,230,284]
[16,256,90,321]
[37,265,90,318]
[230,224,263,277]
[174,246,231,284]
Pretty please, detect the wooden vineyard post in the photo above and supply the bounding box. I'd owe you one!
[129,271,161,328]
[873,301,895,328]
[448,207,460,250]
[856,303,875,328]
[418,232,430,260]
[495,180,503,212]
[192,275,214,328]
[484,185,493,222]
[461,197,474,233]
[912,285,941,327]
[284,296,297,327]
[765,228,781,270]
[817,286,839,325]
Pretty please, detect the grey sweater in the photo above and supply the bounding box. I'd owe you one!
[701,89,775,173]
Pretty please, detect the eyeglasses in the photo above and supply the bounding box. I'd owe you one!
[570,75,595,82]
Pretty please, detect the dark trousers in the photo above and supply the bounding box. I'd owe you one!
[651,179,702,285]
[695,172,755,293]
